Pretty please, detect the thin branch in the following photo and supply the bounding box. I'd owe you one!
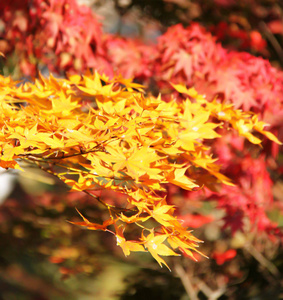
[17,136,120,160]
[174,262,198,300]
[244,242,280,278]
[197,280,226,300]
[29,159,139,216]
[83,190,138,215]
[259,21,283,66]
[18,144,102,160]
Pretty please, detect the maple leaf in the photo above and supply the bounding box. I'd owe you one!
[68,208,115,232]
[166,167,199,190]
[172,49,193,82]
[251,116,282,145]
[119,210,150,224]
[115,225,146,257]
[141,231,180,270]
[171,83,198,98]
[150,201,178,227]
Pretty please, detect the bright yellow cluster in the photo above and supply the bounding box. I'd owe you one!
[0,72,280,269]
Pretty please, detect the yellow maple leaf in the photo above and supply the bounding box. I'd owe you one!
[68,208,115,231]
[171,83,198,98]
[150,202,178,227]
[166,167,199,190]
[115,225,146,256]
[141,231,180,270]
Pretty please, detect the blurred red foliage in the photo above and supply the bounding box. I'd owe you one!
[0,0,111,75]
[212,249,237,265]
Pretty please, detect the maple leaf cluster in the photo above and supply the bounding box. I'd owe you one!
[154,23,283,123]
[0,0,111,76]
[104,35,157,82]
[151,24,283,237]
[127,0,282,57]
[0,71,280,268]
[1,2,282,127]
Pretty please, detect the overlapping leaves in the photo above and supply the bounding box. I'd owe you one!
[0,72,280,269]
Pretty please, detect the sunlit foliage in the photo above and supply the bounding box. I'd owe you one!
[0,71,280,269]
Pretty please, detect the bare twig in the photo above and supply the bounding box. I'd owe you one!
[174,262,198,300]
[244,242,280,278]
[83,190,137,215]
[197,280,226,300]
[259,21,283,66]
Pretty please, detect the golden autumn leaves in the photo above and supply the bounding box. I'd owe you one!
[0,71,281,269]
